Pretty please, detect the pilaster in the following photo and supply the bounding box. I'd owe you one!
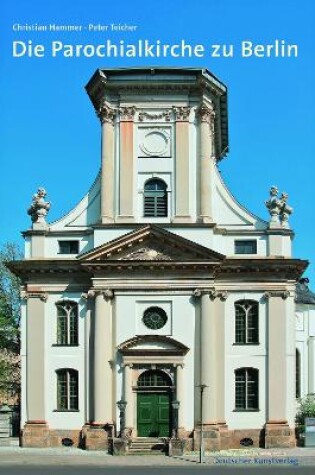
[21,291,48,447]
[196,102,215,223]
[176,363,185,434]
[124,363,134,432]
[98,102,116,223]
[200,291,227,426]
[92,289,114,424]
[117,106,136,222]
[264,291,296,448]
[172,107,192,223]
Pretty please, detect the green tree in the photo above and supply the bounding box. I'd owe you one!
[0,242,22,403]
[296,394,315,434]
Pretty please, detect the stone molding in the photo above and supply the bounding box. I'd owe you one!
[172,106,190,121]
[196,102,215,124]
[264,290,291,300]
[119,106,136,121]
[97,102,116,124]
[209,289,228,301]
[192,288,228,300]
[87,289,115,300]
[21,290,48,302]
[138,110,171,122]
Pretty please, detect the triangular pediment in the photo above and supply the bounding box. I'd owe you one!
[78,225,225,262]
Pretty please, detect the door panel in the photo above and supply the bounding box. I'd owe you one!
[137,393,170,437]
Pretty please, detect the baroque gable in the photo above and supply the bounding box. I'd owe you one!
[78,224,225,262]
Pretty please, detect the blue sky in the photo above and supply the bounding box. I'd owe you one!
[1,0,314,282]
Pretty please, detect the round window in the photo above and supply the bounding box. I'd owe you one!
[142,307,167,330]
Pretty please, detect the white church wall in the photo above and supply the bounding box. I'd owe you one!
[24,237,31,258]
[309,308,315,336]
[225,292,267,429]
[49,173,101,231]
[286,296,297,426]
[44,235,93,257]
[295,305,315,398]
[225,357,266,430]
[189,121,197,220]
[44,293,86,429]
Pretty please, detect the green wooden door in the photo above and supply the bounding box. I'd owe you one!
[137,393,170,437]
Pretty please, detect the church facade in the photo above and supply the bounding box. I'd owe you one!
[11,68,308,451]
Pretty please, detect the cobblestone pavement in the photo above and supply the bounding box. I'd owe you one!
[0,446,315,466]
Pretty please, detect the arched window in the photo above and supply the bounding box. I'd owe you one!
[235,367,259,411]
[56,301,78,346]
[143,179,168,217]
[235,300,259,344]
[296,349,301,399]
[138,370,172,387]
[56,369,79,411]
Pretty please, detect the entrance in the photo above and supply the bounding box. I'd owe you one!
[137,370,172,437]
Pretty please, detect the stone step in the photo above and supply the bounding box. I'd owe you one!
[132,437,164,444]
[129,437,167,455]
[131,442,164,449]
[128,449,165,455]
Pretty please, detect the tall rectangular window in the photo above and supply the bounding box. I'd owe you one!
[57,369,79,411]
[235,300,259,345]
[235,368,259,411]
[56,302,78,346]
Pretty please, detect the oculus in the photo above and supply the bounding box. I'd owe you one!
[143,306,168,330]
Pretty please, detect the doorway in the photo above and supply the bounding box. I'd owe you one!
[136,370,172,437]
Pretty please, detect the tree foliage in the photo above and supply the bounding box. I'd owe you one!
[296,394,315,432]
[0,242,22,403]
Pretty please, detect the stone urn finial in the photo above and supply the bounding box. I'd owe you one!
[27,187,51,228]
[265,186,293,228]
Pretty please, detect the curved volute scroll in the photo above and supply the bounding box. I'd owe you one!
[97,101,116,124]
[196,101,215,126]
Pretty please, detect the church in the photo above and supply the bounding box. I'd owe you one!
[10,68,309,452]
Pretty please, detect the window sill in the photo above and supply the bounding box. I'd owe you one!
[53,409,80,413]
[232,343,260,346]
[52,344,79,347]
[233,409,260,412]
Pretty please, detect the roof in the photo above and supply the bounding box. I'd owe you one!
[295,278,315,305]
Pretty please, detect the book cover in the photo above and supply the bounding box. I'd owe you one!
[1,0,314,280]
[1,0,315,456]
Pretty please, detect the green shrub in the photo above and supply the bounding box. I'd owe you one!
[296,394,315,433]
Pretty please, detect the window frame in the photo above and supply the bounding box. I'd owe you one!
[56,368,79,412]
[234,300,259,345]
[234,240,257,255]
[142,306,168,330]
[143,178,168,218]
[234,367,259,411]
[58,240,79,255]
[55,301,79,347]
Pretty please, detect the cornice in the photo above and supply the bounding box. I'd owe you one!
[22,228,94,237]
